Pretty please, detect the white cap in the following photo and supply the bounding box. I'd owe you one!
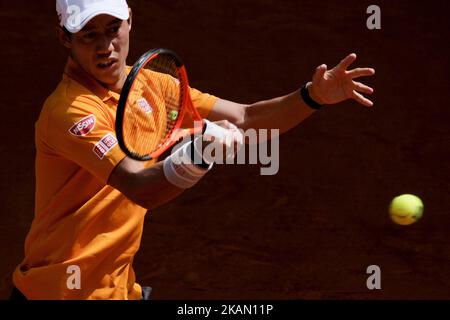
[56,0,129,33]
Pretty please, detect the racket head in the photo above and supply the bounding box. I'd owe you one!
[116,48,203,161]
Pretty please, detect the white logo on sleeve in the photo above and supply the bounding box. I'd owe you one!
[93,134,118,160]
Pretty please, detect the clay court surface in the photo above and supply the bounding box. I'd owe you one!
[1,0,449,299]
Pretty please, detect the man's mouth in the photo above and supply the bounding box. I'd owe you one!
[97,59,118,69]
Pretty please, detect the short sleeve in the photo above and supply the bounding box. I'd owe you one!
[189,87,219,118]
[140,68,218,119]
[46,95,126,184]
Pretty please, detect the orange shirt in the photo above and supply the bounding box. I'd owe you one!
[13,58,218,300]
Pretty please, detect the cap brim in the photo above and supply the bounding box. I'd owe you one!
[64,5,129,33]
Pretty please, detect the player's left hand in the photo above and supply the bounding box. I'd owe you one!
[309,53,375,107]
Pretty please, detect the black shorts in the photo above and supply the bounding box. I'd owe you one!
[9,286,27,300]
[9,286,152,300]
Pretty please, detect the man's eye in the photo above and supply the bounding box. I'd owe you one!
[109,26,120,34]
[83,32,96,40]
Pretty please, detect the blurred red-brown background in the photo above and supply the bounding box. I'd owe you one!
[1,0,449,299]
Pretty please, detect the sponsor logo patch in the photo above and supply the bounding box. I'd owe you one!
[93,133,118,160]
[69,115,96,136]
[137,98,153,114]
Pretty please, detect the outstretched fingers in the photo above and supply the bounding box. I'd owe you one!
[353,81,374,95]
[352,90,373,107]
[313,64,327,83]
[338,53,357,70]
[347,68,375,79]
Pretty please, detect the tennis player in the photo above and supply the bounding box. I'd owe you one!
[11,0,374,300]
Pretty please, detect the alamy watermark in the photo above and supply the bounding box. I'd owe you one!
[366,5,381,30]
[366,265,381,290]
[66,265,81,290]
[172,121,280,176]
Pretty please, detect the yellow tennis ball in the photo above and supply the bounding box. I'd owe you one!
[389,194,424,225]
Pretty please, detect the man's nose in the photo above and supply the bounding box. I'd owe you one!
[96,34,114,55]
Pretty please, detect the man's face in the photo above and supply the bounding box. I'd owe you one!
[68,12,131,91]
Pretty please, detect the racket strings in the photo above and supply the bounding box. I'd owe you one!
[122,54,184,158]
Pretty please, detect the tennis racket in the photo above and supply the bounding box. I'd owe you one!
[116,48,204,161]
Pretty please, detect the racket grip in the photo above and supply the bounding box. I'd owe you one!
[202,119,238,142]
[189,138,212,169]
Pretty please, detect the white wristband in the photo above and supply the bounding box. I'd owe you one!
[163,141,213,189]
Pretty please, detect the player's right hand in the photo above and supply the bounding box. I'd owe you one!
[200,119,244,164]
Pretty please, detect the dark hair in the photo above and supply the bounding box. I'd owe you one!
[62,26,72,39]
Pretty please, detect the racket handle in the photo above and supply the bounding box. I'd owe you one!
[189,138,212,169]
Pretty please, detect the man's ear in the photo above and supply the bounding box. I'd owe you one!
[127,8,132,31]
[56,26,72,49]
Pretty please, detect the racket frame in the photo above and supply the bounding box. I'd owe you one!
[116,48,203,161]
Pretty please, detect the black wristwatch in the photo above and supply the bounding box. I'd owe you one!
[300,83,323,110]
